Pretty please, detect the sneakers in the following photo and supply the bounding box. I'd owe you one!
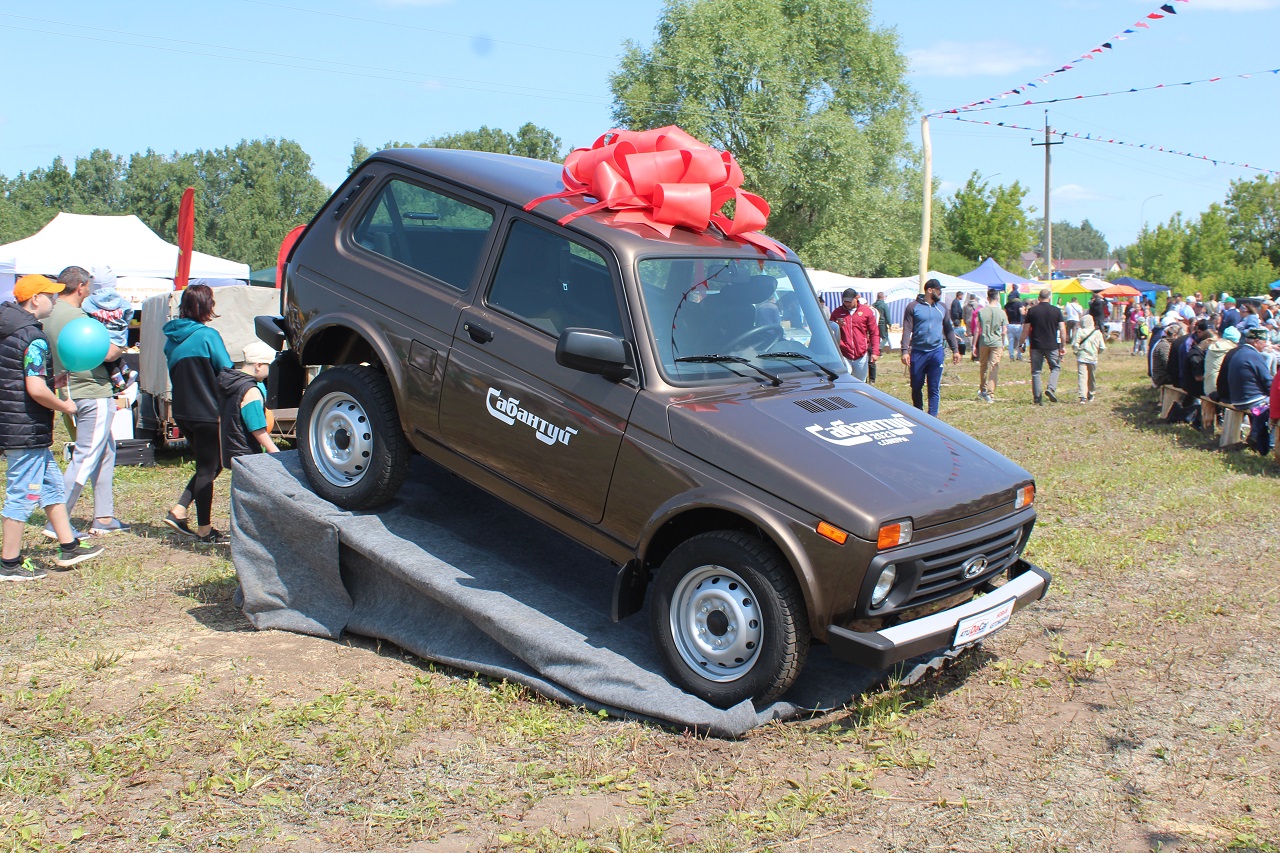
[163,511,196,538]
[0,557,47,581]
[195,528,227,545]
[1044,388,1058,403]
[976,391,993,403]
[88,518,132,535]
[54,539,104,569]
[43,523,84,540]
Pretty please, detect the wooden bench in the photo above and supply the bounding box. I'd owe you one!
[1158,385,1186,419]
[1219,402,1251,448]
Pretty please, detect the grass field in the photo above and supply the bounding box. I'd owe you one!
[1,347,1277,852]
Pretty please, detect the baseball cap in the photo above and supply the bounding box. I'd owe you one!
[13,275,62,302]
[1244,326,1269,341]
[1223,296,1236,304]
[242,341,277,365]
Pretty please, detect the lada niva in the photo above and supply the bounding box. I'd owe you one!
[257,147,1050,708]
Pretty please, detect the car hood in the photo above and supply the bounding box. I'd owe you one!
[666,380,1031,541]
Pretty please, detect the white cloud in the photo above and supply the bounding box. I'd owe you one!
[1190,0,1280,10]
[1053,184,1110,203]
[908,41,1044,78]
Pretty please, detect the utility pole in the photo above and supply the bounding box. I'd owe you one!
[1031,111,1063,280]
[919,116,932,293]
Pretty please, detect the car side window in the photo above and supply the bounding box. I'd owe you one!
[352,178,494,291]
[487,220,623,338]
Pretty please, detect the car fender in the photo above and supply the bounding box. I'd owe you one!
[637,486,826,632]
[298,313,407,408]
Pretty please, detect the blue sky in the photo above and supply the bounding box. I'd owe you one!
[2,0,1276,254]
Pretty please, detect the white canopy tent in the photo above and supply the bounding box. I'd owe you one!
[808,269,987,326]
[0,213,249,305]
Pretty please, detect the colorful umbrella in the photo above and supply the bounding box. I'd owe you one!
[1099,284,1140,297]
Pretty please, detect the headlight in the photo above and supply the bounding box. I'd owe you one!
[1015,484,1036,509]
[871,564,897,608]
[877,520,912,550]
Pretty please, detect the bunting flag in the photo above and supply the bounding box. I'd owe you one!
[935,67,1279,115]
[938,115,1277,176]
[933,0,1190,117]
[173,186,195,291]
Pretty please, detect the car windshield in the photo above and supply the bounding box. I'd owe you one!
[637,258,844,384]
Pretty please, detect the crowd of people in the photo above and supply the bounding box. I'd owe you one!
[0,275,278,581]
[1147,285,1280,456]
[834,277,1280,452]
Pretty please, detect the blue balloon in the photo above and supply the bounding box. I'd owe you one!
[57,315,111,373]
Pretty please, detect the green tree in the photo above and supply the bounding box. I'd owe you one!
[943,171,1037,268]
[349,140,372,175]
[608,0,919,275]
[1045,219,1108,260]
[367,123,564,162]
[197,139,331,270]
[1127,214,1188,289]
[1184,204,1234,280]
[1224,174,1280,268]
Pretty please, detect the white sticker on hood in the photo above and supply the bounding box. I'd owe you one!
[486,387,579,447]
[806,413,915,447]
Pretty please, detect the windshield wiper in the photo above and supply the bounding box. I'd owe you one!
[759,351,840,381]
[674,354,782,386]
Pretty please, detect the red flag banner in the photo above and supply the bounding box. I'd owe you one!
[174,186,195,290]
[276,224,307,289]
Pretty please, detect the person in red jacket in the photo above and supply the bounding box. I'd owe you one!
[828,288,880,381]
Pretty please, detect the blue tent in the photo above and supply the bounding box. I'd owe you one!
[1112,276,1169,294]
[959,257,1032,291]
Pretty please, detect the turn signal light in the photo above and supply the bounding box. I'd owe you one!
[816,521,848,545]
[1015,484,1036,509]
[877,520,912,550]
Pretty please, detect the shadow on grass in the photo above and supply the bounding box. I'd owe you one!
[1111,384,1278,478]
[812,645,997,733]
[179,571,253,632]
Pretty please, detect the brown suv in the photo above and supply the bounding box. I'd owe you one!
[257,148,1050,709]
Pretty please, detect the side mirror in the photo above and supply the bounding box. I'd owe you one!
[556,328,633,381]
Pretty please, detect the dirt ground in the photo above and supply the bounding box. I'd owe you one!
[1,351,1277,852]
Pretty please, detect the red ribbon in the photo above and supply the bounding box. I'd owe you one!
[524,126,784,257]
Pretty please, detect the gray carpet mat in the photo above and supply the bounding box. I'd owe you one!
[230,451,962,738]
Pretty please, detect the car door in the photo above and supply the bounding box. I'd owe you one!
[331,170,499,436]
[439,215,638,524]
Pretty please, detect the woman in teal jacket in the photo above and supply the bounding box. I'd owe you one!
[161,285,232,544]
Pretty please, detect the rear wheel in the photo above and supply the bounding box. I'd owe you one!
[649,531,809,708]
[297,364,409,509]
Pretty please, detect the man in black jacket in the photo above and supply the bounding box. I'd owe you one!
[0,276,104,580]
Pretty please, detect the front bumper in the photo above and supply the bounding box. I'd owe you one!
[825,559,1051,670]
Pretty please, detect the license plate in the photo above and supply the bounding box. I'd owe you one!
[953,597,1016,647]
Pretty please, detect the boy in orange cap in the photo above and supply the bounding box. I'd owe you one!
[0,275,104,580]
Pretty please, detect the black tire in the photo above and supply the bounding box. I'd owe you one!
[649,531,810,708]
[297,364,409,509]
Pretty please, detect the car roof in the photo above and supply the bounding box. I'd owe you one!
[370,147,798,263]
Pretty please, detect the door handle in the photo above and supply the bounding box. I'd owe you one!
[463,321,494,344]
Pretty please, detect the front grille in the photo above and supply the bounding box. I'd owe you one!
[794,395,856,414]
[900,525,1025,610]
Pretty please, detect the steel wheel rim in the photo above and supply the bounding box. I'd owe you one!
[309,392,373,487]
[669,564,763,683]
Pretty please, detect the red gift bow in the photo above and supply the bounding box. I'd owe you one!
[524,126,785,257]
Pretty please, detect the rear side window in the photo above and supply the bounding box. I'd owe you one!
[353,179,494,291]
[487,221,622,338]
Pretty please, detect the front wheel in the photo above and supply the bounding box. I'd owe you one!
[649,531,810,708]
[297,364,409,509]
